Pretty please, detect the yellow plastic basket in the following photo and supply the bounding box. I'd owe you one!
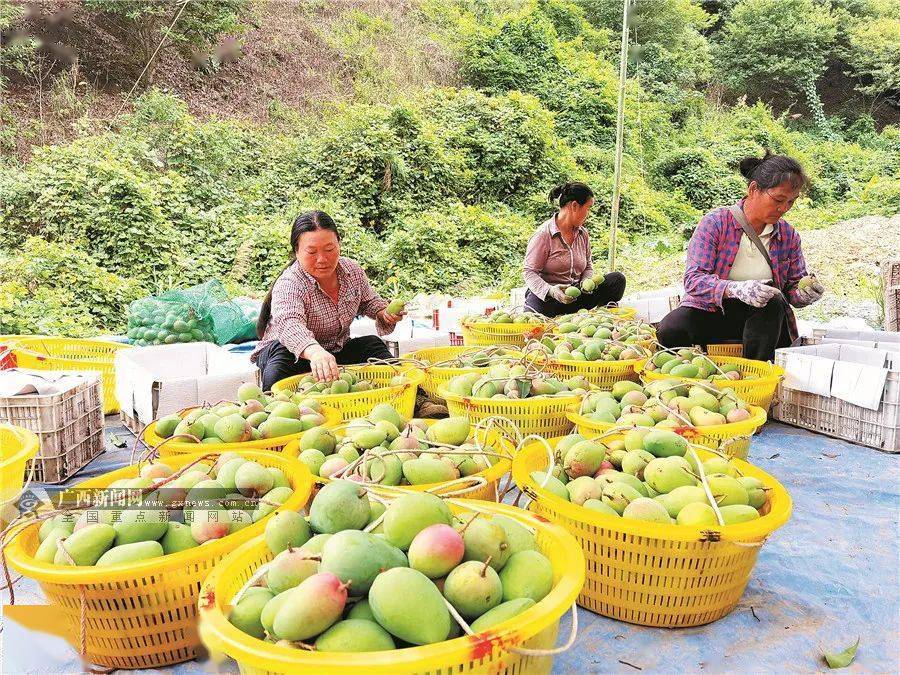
[545,357,647,389]
[566,404,768,461]
[460,319,547,348]
[641,356,784,409]
[513,438,791,627]
[142,405,342,458]
[289,419,515,502]
[706,343,743,358]
[408,346,523,402]
[439,388,581,438]
[11,336,131,414]
[1,425,40,525]
[5,450,313,670]
[272,366,424,421]
[197,499,585,675]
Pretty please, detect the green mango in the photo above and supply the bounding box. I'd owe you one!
[315,619,396,652]
[95,540,164,566]
[470,598,537,632]
[369,568,451,644]
[53,524,116,566]
[498,550,553,602]
[113,509,169,545]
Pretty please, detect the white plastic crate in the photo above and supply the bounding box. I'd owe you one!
[773,342,900,452]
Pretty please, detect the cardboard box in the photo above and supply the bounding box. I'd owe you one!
[115,343,259,430]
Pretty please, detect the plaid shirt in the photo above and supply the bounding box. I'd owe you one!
[681,200,808,341]
[523,216,594,300]
[251,258,389,360]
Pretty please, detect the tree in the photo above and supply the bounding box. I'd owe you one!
[712,0,837,103]
[843,0,900,106]
[576,0,714,88]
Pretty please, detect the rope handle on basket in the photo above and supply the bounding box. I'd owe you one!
[444,599,579,657]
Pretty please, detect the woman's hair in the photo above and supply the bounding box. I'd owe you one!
[256,210,340,339]
[738,150,809,192]
[548,181,594,209]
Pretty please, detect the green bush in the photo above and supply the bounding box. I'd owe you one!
[653,147,746,210]
[425,88,575,204]
[0,237,143,335]
[381,202,534,294]
[0,138,179,284]
[308,103,464,230]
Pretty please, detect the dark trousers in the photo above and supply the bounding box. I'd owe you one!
[256,335,393,391]
[656,296,791,362]
[525,272,627,318]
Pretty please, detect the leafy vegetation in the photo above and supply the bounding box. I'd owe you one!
[0,0,897,335]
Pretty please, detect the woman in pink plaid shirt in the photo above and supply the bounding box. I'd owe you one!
[251,211,404,390]
[657,152,825,361]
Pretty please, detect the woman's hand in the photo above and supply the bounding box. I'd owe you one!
[303,344,340,382]
[548,285,575,304]
[378,308,405,329]
[724,280,781,308]
[790,276,825,308]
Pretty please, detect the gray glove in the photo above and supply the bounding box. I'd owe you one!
[724,280,781,308]
[790,277,825,308]
[548,285,575,304]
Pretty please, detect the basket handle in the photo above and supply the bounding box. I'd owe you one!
[445,598,579,657]
[509,603,579,656]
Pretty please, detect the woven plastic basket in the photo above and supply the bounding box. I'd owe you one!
[197,499,584,675]
[1,425,40,526]
[11,337,131,414]
[272,366,424,421]
[706,343,743,358]
[545,357,648,389]
[512,437,791,627]
[409,346,520,402]
[439,388,581,438]
[566,404,768,461]
[641,356,784,409]
[291,419,515,502]
[5,451,313,669]
[142,405,342,458]
[460,319,547,348]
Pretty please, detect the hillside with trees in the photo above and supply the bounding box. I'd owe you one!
[1,0,898,335]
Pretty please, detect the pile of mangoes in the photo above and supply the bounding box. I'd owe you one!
[227,486,555,649]
[299,406,501,484]
[127,297,216,346]
[643,349,753,381]
[153,383,328,443]
[32,455,296,566]
[415,347,519,369]
[525,334,644,363]
[462,310,543,325]
[445,363,591,399]
[553,311,655,344]
[285,371,411,397]
[578,379,753,427]
[530,430,768,525]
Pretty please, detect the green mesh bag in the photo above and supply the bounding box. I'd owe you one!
[126,280,250,346]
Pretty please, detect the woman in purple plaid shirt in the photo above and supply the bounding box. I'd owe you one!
[251,211,404,390]
[657,152,825,361]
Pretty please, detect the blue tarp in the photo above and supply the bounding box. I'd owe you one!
[4,422,898,673]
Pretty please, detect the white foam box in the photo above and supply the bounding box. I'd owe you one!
[620,285,684,323]
[115,342,259,431]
